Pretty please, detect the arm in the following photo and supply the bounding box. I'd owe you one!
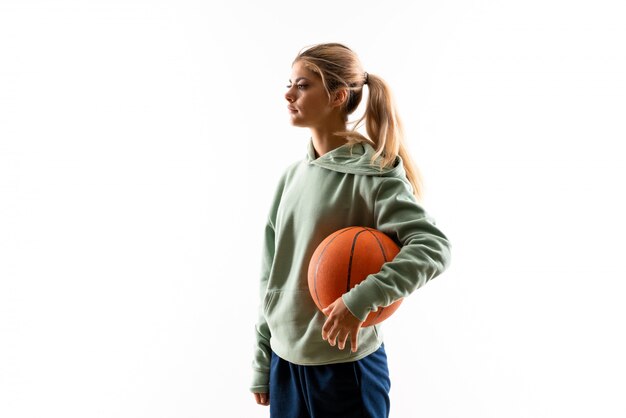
[342,177,452,321]
[250,175,285,395]
[250,218,275,394]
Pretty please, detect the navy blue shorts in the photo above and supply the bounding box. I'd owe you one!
[269,344,391,418]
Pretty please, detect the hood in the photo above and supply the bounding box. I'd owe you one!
[306,139,406,177]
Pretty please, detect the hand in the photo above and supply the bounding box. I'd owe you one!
[253,392,269,406]
[321,297,364,352]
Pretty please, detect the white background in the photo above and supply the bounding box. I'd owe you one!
[1,1,625,417]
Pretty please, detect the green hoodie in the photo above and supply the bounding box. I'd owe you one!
[250,139,452,393]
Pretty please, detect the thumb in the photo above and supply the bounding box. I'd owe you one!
[322,302,334,314]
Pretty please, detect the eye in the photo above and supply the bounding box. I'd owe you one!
[286,84,308,90]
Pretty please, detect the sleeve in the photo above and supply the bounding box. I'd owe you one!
[341,176,452,322]
[249,175,285,393]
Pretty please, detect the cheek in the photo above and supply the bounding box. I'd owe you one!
[305,95,329,113]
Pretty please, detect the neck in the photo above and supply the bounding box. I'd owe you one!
[310,117,348,158]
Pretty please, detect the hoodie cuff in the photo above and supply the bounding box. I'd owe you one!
[341,277,383,322]
[250,368,270,394]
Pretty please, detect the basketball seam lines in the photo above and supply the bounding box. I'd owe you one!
[313,226,360,309]
[347,229,368,293]
[363,228,388,321]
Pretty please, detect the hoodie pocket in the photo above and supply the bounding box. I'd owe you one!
[263,289,324,333]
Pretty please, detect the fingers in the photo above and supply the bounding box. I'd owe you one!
[322,319,340,347]
[254,392,269,406]
[350,331,359,352]
[323,325,338,346]
[322,321,352,350]
[337,330,350,350]
[324,328,359,351]
[329,329,356,351]
[321,315,333,339]
[321,298,362,351]
[321,299,337,316]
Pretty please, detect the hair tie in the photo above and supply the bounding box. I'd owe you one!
[363,72,369,85]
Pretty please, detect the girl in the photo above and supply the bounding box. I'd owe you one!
[250,43,452,418]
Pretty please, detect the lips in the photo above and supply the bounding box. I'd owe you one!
[287,105,298,113]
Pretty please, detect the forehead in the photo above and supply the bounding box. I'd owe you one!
[290,60,320,81]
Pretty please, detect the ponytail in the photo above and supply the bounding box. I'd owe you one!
[338,74,424,202]
[363,73,423,201]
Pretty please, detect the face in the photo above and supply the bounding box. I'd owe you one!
[285,60,335,128]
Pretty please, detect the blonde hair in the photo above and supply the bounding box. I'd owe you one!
[294,43,424,201]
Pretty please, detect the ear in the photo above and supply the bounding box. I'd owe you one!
[330,88,349,109]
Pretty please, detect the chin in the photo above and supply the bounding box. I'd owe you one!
[289,117,308,128]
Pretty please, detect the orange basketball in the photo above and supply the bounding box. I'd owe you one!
[308,226,403,327]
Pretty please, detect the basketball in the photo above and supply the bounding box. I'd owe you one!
[308,226,403,327]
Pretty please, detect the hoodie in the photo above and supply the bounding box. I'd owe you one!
[250,139,452,393]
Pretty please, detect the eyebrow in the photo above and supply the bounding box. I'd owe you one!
[288,77,309,83]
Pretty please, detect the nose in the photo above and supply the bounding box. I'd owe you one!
[285,87,295,103]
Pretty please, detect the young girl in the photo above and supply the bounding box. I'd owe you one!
[250,43,452,418]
